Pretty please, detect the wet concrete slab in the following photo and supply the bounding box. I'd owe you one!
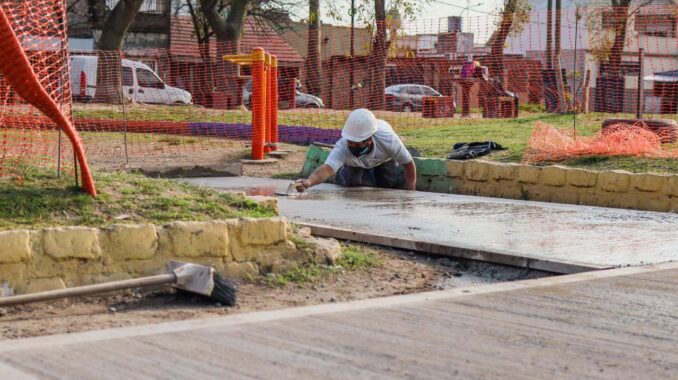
[185,177,678,271]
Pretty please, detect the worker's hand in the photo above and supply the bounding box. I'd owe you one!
[294,179,310,193]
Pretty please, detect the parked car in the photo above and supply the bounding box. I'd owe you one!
[70,55,192,105]
[385,84,446,112]
[243,78,324,109]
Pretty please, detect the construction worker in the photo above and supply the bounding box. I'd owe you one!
[295,108,417,192]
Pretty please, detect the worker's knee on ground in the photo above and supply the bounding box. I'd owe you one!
[335,166,365,187]
[374,163,400,189]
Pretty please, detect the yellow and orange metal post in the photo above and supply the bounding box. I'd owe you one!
[250,48,266,160]
[263,53,271,154]
[268,55,279,152]
[223,47,278,160]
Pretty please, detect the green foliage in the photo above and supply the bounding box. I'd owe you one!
[324,0,430,25]
[336,244,382,270]
[263,243,382,288]
[497,0,533,37]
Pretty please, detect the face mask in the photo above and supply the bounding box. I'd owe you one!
[349,144,371,157]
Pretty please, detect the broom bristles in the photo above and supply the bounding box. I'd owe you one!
[210,273,238,306]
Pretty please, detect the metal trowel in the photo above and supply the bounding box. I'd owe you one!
[275,182,299,197]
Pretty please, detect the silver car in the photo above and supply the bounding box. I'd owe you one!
[385,84,444,112]
[243,79,324,109]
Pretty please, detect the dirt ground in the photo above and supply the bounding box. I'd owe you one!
[86,138,307,179]
[0,246,549,340]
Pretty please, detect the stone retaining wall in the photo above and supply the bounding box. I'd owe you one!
[301,145,678,213]
[0,217,302,295]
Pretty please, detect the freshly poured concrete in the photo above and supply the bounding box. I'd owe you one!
[187,177,678,270]
[2,263,677,379]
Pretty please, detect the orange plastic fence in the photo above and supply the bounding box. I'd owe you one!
[0,1,95,196]
[524,122,678,163]
[0,4,675,173]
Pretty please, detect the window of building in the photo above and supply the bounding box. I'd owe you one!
[106,0,166,14]
[635,14,676,38]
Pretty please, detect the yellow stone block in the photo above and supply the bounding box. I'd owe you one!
[638,198,671,212]
[236,217,288,246]
[0,263,27,290]
[20,277,66,294]
[161,221,231,258]
[670,198,678,213]
[550,190,579,205]
[490,163,519,181]
[101,224,158,261]
[246,195,280,215]
[517,165,541,184]
[223,261,259,279]
[42,227,100,260]
[445,160,465,178]
[632,174,668,193]
[578,193,599,207]
[524,186,550,202]
[497,184,524,200]
[667,176,678,197]
[566,168,598,188]
[598,170,631,193]
[464,161,489,182]
[541,166,567,187]
[596,193,638,209]
[0,230,31,263]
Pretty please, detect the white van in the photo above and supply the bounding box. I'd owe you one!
[70,55,192,105]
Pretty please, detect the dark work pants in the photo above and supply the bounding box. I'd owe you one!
[335,160,400,189]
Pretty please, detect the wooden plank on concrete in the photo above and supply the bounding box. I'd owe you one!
[298,222,609,274]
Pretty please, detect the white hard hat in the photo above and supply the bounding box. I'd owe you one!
[342,108,378,142]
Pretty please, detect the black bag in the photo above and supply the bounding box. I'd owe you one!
[447,141,506,160]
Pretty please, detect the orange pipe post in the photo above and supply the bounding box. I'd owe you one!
[269,55,279,152]
[263,53,272,154]
[250,48,266,160]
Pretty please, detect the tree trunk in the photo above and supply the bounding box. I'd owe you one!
[546,0,552,69]
[490,0,518,81]
[200,0,250,108]
[94,0,145,103]
[305,0,322,97]
[554,0,567,112]
[367,0,388,110]
[186,0,215,106]
[608,5,629,77]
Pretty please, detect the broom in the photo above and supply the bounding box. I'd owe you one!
[0,261,237,307]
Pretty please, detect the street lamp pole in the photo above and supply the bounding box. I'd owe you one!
[349,0,355,109]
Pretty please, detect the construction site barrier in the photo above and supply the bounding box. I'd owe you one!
[0,3,675,176]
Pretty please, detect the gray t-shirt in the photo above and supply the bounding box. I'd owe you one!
[324,120,413,172]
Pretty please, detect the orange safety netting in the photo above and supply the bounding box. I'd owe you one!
[0,0,95,195]
[0,2,675,174]
[523,121,678,163]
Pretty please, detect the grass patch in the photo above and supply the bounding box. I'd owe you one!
[336,244,382,270]
[263,243,382,287]
[0,165,276,230]
[271,172,299,180]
